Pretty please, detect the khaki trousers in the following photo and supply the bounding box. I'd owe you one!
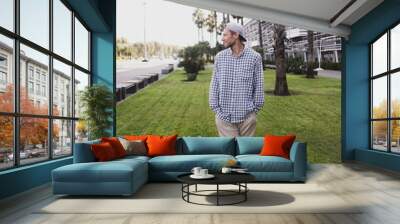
[216,112,257,137]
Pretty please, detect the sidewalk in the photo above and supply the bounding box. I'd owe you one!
[317,69,341,80]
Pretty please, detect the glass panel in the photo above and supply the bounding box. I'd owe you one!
[372,121,388,151]
[53,119,72,157]
[372,33,387,76]
[74,69,89,118]
[74,18,89,70]
[75,120,88,143]
[20,117,49,165]
[0,116,14,170]
[391,72,400,118]
[391,24,400,70]
[391,120,400,153]
[53,59,72,117]
[20,0,49,49]
[372,76,387,119]
[53,0,72,60]
[0,0,14,31]
[0,34,14,112]
[20,44,49,115]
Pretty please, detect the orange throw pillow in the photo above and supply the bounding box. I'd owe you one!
[101,137,127,158]
[124,135,148,142]
[146,135,177,157]
[260,135,296,159]
[91,142,117,161]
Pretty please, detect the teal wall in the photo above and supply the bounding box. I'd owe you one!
[343,0,400,171]
[0,0,116,200]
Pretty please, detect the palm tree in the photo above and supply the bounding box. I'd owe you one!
[258,20,265,64]
[273,24,290,96]
[192,9,205,42]
[232,15,244,25]
[205,12,217,44]
[306,30,316,78]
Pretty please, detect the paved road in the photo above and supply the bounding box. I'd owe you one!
[117,59,179,84]
[317,69,341,80]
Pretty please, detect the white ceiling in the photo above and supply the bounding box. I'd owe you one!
[166,0,384,38]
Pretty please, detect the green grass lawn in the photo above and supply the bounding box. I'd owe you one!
[117,67,341,163]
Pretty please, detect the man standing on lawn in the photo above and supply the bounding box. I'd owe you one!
[209,22,264,137]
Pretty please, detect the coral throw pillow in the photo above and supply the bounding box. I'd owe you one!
[91,142,118,162]
[260,135,296,159]
[101,137,127,158]
[146,135,177,157]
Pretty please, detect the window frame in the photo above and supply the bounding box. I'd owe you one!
[0,0,92,171]
[370,21,400,154]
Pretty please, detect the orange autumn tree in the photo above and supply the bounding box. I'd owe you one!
[0,84,59,150]
[372,99,400,142]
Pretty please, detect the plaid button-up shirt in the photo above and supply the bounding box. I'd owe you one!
[209,47,264,124]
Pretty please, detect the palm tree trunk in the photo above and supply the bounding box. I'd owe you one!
[306,30,316,78]
[214,11,218,45]
[258,20,265,62]
[273,24,290,96]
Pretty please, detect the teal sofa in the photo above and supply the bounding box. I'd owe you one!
[52,137,307,196]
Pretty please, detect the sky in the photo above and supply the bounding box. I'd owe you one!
[0,0,89,70]
[117,0,249,47]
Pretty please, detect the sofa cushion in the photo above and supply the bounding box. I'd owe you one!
[91,142,118,161]
[260,135,296,159]
[149,154,235,172]
[236,155,293,172]
[73,139,101,163]
[119,138,147,156]
[147,135,178,157]
[101,137,127,158]
[235,137,264,155]
[52,159,147,183]
[178,137,235,155]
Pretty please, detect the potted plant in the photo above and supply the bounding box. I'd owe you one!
[79,84,113,140]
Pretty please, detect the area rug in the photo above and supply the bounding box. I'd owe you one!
[37,183,362,214]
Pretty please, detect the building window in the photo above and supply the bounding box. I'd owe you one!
[28,81,34,94]
[41,73,46,83]
[0,71,6,85]
[35,70,41,81]
[36,83,40,95]
[370,23,400,154]
[28,67,34,80]
[0,0,91,170]
[42,85,46,97]
[0,54,7,88]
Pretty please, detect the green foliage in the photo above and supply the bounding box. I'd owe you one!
[179,43,209,80]
[286,57,307,74]
[80,84,114,140]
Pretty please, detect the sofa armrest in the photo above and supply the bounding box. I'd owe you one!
[73,140,99,163]
[289,142,307,181]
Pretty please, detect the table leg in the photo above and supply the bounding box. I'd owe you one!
[245,183,247,201]
[195,184,197,192]
[217,184,219,206]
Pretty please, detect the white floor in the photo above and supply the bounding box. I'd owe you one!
[1,163,400,224]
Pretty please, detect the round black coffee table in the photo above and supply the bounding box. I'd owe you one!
[177,173,255,206]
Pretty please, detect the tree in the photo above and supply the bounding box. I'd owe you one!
[192,9,205,42]
[0,85,59,150]
[273,24,290,96]
[205,12,217,44]
[232,15,244,25]
[258,20,265,68]
[306,30,316,78]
